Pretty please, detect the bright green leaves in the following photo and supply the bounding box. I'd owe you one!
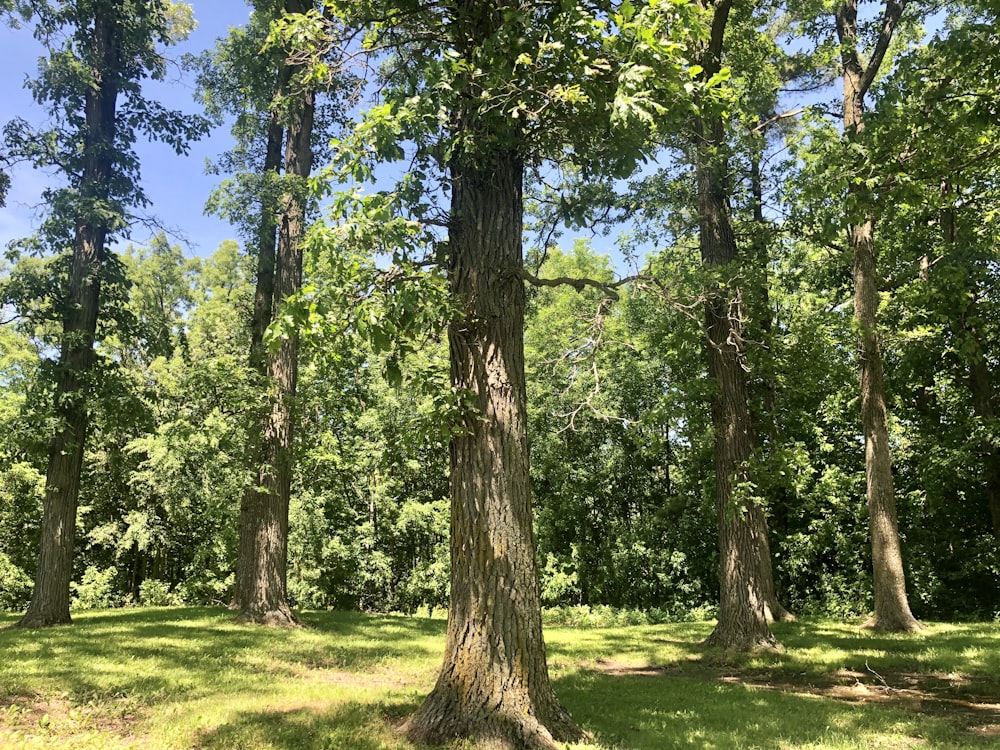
[609,0,713,134]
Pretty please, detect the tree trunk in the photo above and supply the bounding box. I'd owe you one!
[697,151,777,650]
[694,0,778,650]
[748,147,794,624]
[403,148,581,749]
[234,18,315,625]
[852,219,919,631]
[962,304,1000,540]
[939,195,1000,540]
[233,78,286,613]
[248,96,286,375]
[838,0,920,632]
[18,12,119,629]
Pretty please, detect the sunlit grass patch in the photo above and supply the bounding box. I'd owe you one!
[2,609,999,749]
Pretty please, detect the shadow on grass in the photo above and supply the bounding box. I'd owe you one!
[0,607,445,709]
[194,699,420,750]
[556,668,996,750]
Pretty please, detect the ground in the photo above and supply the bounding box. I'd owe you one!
[1,609,998,749]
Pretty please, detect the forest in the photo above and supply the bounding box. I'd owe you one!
[1,0,1000,748]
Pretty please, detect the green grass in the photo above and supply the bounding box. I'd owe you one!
[1,609,999,749]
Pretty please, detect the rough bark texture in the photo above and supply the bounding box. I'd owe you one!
[402,139,580,750]
[837,0,921,633]
[234,12,314,626]
[18,12,119,629]
[248,99,286,375]
[695,0,779,650]
[697,157,777,650]
[233,76,286,615]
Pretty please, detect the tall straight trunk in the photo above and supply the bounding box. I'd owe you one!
[403,148,581,749]
[248,97,287,374]
[748,148,793,624]
[695,0,778,650]
[697,147,777,650]
[233,79,286,612]
[234,9,315,624]
[837,0,920,632]
[18,12,120,629]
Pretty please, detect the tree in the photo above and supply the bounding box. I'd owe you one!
[684,0,783,650]
[833,0,921,632]
[317,0,703,744]
[233,0,317,627]
[200,1,345,625]
[5,0,207,628]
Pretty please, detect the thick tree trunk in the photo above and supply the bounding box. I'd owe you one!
[403,149,581,749]
[694,0,778,650]
[837,0,920,632]
[18,13,119,629]
[234,25,314,625]
[233,82,285,613]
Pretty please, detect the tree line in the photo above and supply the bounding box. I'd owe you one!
[2,0,999,747]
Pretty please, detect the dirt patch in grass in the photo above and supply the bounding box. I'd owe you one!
[588,658,1000,737]
[0,691,148,749]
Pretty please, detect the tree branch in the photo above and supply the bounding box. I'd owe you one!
[513,269,644,301]
[861,0,908,96]
[752,108,805,133]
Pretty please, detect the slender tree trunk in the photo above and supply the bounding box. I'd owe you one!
[837,0,920,632]
[234,8,315,624]
[403,148,581,750]
[962,309,1000,540]
[938,194,1000,540]
[851,217,919,631]
[694,0,778,650]
[749,149,794,624]
[18,12,119,629]
[249,100,286,374]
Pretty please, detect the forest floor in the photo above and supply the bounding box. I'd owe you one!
[1,607,998,749]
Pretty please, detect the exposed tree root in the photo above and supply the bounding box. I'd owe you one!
[862,613,924,633]
[234,605,299,628]
[703,626,779,653]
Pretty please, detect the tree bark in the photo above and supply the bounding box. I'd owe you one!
[836,0,921,632]
[233,75,286,614]
[694,0,779,650]
[403,142,581,750]
[18,11,120,629]
[697,153,777,649]
[234,4,314,625]
[248,95,287,376]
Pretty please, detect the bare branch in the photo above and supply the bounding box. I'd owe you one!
[752,108,805,134]
[514,269,644,301]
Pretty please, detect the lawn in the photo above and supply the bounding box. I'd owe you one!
[1,608,998,749]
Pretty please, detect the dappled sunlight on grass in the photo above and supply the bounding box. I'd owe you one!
[2,609,999,749]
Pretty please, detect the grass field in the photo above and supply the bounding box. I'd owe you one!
[1,608,999,749]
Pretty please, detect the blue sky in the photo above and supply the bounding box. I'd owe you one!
[1,1,253,260]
